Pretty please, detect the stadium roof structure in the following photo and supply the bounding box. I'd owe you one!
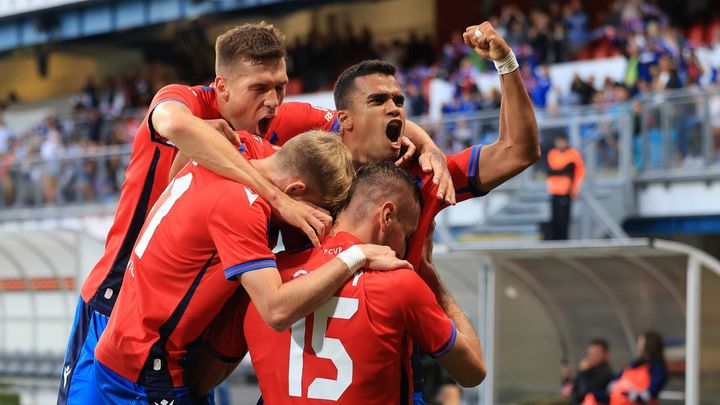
[433,238,720,405]
[0,0,324,52]
[0,228,102,355]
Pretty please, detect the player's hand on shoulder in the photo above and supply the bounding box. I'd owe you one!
[272,195,332,247]
[205,118,240,146]
[357,244,413,271]
[419,148,456,205]
[463,21,512,61]
[394,137,417,168]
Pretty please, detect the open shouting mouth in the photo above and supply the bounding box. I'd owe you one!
[386,119,403,147]
[258,115,274,135]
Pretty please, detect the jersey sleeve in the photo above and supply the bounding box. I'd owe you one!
[446,144,487,204]
[206,184,277,280]
[265,102,340,146]
[389,270,457,358]
[147,84,205,146]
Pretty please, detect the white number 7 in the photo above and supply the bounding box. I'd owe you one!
[288,296,358,401]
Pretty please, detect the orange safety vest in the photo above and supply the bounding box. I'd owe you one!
[581,393,600,405]
[546,147,585,197]
[609,363,657,405]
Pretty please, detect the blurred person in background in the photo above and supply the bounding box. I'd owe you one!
[0,137,18,206]
[571,339,614,405]
[0,114,13,154]
[39,116,65,205]
[652,54,681,91]
[608,331,667,405]
[584,331,667,405]
[545,133,585,240]
[710,82,720,161]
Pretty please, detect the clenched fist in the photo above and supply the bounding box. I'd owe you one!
[462,21,512,62]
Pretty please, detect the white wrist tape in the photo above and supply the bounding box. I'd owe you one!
[493,49,519,75]
[336,245,366,273]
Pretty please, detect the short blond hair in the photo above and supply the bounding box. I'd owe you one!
[275,131,355,209]
[215,22,286,75]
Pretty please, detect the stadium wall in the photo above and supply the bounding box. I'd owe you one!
[0,47,143,103]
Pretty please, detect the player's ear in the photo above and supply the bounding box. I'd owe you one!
[381,201,396,227]
[283,181,306,197]
[215,76,228,98]
[338,110,352,131]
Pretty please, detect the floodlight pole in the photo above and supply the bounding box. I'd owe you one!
[686,256,701,405]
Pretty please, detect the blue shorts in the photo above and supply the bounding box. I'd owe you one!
[57,296,109,405]
[94,360,197,405]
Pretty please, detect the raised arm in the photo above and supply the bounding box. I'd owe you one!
[152,102,331,246]
[463,21,540,193]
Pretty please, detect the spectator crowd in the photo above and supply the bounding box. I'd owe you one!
[0,68,152,208]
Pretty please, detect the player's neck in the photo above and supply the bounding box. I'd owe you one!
[340,131,370,167]
[248,158,281,188]
[332,216,374,244]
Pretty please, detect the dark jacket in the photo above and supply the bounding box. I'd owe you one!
[570,362,614,405]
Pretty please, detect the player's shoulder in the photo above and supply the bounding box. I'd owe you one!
[190,165,270,214]
[155,83,216,101]
[155,83,194,96]
[361,267,422,294]
[353,268,427,319]
[279,102,336,121]
[276,248,314,273]
[236,131,278,159]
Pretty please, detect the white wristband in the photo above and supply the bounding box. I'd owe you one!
[493,49,519,75]
[336,245,366,273]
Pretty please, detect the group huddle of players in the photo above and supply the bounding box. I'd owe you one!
[56,19,539,405]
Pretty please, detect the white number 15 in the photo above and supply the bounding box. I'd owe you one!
[288,297,358,401]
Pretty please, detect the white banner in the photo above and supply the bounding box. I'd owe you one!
[0,0,90,18]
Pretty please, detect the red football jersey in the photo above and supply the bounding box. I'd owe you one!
[95,133,278,387]
[81,84,223,315]
[405,145,485,269]
[206,232,456,404]
[265,102,340,146]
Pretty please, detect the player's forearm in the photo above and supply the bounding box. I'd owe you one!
[421,261,486,378]
[154,109,282,204]
[405,120,441,155]
[474,70,540,192]
[418,239,485,385]
[498,69,540,168]
[263,258,353,331]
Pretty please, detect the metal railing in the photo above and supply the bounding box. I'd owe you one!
[0,145,132,211]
